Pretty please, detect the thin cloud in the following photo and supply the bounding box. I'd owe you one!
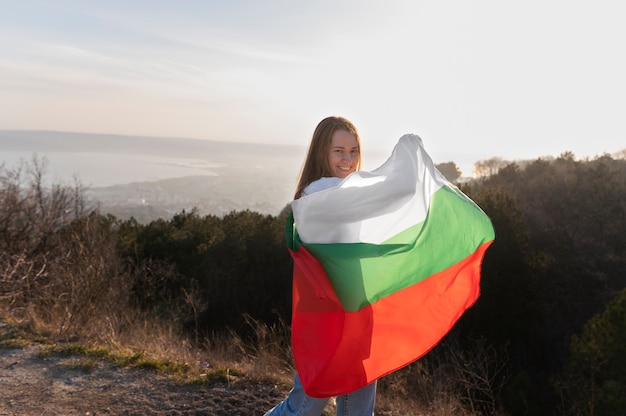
[87,7,316,66]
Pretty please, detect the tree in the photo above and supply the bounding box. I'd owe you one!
[435,161,462,182]
[473,157,510,178]
[561,288,626,415]
[465,152,626,413]
[117,209,293,335]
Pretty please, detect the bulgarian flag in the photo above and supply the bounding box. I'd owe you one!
[287,134,495,398]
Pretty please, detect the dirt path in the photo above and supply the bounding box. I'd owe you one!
[0,345,290,415]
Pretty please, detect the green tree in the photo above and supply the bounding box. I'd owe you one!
[117,209,293,335]
[466,153,626,413]
[562,288,626,415]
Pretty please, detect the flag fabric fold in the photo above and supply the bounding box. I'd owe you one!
[288,134,495,398]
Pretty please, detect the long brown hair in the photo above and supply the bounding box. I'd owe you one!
[294,116,362,199]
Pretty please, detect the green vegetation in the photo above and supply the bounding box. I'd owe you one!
[560,287,626,414]
[1,151,625,415]
[0,317,54,347]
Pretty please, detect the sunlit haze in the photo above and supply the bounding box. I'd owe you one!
[1,0,625,176]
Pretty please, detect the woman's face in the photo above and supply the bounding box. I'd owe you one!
[328,129,359,179]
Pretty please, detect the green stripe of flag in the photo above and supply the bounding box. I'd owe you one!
[299,185,494,312]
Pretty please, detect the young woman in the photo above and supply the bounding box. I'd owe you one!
[264,116,377,416]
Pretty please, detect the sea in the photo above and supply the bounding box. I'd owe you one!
[1,150,224,188]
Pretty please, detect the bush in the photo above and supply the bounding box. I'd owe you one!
[0,157,130,340]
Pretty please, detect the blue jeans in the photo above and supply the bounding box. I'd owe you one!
[264,373,377,416]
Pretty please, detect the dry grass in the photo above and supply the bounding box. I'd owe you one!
[0,306,293,389]
[1,310,477,416]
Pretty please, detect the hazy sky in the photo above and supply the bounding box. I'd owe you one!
[1,0,625,175]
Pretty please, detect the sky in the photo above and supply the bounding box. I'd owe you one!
[1,0,625,175]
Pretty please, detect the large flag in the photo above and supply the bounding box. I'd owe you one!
[287,134,495,398]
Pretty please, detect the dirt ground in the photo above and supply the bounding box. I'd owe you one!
[0,344,292,416]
